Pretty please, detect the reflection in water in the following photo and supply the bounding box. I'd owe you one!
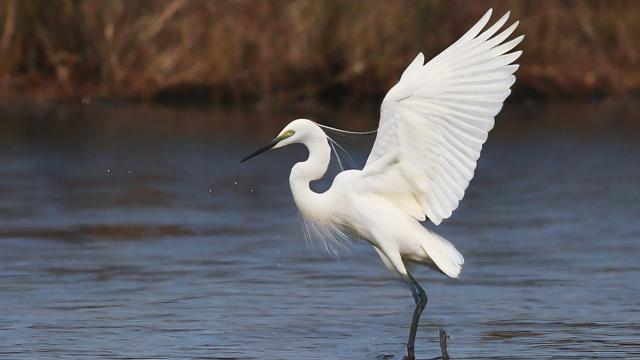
[0,103,639,359]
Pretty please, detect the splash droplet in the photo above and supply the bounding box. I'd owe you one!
[106,169,111,174]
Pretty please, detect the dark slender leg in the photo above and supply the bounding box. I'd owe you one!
[439,329,450,360]
[404,271,427,360]
[405,275,420,305]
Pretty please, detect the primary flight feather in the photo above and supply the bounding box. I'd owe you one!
[241,9,522,360]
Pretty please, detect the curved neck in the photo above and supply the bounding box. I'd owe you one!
[289,136,331,219]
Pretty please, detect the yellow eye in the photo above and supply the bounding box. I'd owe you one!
[283,130,295,137]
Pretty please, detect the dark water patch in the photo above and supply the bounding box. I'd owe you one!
[0,206,37,218]
[199,227,253,237]
[482,330,545,340]
[0,224,195,242]
[56,185,174,210]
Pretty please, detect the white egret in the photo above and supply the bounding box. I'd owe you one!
[242,9,522,360]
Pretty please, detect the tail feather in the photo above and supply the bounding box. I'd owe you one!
[417,227,464,278]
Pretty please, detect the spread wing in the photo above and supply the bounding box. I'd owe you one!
[358,9,523,225]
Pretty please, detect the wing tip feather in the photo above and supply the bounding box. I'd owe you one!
[368,7,521,227]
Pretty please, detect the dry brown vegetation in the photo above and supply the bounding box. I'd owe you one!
[1,0,639,104]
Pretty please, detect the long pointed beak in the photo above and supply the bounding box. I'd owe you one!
[240,138,279,163]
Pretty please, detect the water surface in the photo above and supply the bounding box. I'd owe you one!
[0,102,639,359]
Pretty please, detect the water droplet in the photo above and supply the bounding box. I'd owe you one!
[127,170,132,175]
[250,188,254,193]
[106,169,111,174]
[234,181,238,185]
[208,188,213,193]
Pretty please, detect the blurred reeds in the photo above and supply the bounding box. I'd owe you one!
[1,0,639,104]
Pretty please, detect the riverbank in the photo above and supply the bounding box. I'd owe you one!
[1,1,639,105]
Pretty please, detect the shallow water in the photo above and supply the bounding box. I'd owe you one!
[0,102,639,359]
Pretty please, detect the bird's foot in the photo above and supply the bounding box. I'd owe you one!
[437,328,450,360]
[403,344,416,360]
[405,329,450,360]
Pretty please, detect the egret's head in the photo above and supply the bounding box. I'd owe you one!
[241,119,318,162]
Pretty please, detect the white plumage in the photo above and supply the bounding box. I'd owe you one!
[241,9,522,359]
[362,9,522,225]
